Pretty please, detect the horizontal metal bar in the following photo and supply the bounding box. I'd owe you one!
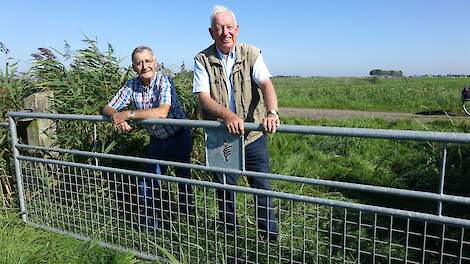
[9,112,109,123]
[278,124,470,144]
[27,222,157,261]
[18,155,470,228]
[8,111,224,128]
[17,143,470,206]
[0,122,8,128]
[8,111,470,143]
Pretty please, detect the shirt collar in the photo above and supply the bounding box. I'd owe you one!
[140,72,159,89]
[215,46,236,60]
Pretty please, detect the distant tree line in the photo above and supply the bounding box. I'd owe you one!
[370,69,403,77]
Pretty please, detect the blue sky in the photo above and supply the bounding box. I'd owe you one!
[1,0,469,77]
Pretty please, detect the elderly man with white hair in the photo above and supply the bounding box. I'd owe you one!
[103,46,193,231]
[193,5,279,241]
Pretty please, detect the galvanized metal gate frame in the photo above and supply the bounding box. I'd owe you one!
[3,112,470,263]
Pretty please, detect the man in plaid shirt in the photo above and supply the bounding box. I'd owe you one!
[103,46,192,230]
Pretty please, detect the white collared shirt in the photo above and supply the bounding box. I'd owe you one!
[193,46,272,113]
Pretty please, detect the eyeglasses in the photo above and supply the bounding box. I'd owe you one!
[214,24,236,34]
[133,58,154,67]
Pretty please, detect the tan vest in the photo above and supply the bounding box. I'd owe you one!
[195,43,266,145]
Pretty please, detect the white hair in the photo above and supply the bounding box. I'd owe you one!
[210,5,237,27]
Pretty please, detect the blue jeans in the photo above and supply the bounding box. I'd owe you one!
[139,127,192,228]
[216,135,278,234]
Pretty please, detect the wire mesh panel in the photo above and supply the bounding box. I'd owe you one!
[20,159,470,263]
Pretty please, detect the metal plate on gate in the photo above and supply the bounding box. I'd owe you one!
[205,128,243,170]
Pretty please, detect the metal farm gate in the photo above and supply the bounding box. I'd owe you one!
[4,112,470,263]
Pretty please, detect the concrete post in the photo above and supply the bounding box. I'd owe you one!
[23,91,57,147]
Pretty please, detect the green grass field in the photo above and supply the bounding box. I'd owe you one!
[0,212,144,264]
[274,76,470,114]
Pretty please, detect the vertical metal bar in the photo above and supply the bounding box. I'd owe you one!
[24,162,35,221]
[439,224,445,264]
[70,165,77,232]
[119,173,126,246]
[8,115,26,222]
[277,199,282,263]
[316,204,320,264]
[256,194,260,264]
[49,163,56,227]
[176,182,183,260]
[127,174,136,249]
[405,219,410,263]
[48,163,56,226]
[188,185,194,262]
[302,203,306,263]
[114,172,121,246]
[372,214,377,264]
[104,171,112,244]
[23,161,32,220]
[290,200,294,264]
[77,167,84,235]
[213,187,218,263]
[61,164,69,230]
[167,182,175,257]
[93,123,99,166]
[437,144,447,216]
[93,166,99,233]
[329,207,333,264]
[388,216,393,264]
[224,183,228,264]
[238,135,244,263]
[203,187,209,263]
[195,187,200,263]
[159,175,165,252]
[147,178,154,254]
[343,208,347,264]
[458,228,464,264]
[421,221,427,264]
[85,169,92,236]
[357,211,362,264]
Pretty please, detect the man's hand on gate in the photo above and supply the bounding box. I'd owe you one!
[263,114,280,134]
[112,112,132,132]
[114,121,132,132]
[224,113,244,135]
[111,111,128,125]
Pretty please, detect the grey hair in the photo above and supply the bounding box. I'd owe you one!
[131,46,154,62]
[210,5,237,27]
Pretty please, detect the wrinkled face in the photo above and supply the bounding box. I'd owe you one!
[209,11,239,55]
[132,50,157,84]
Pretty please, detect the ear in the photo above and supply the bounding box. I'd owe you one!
[208,27,215,40]
[153,56,158,68]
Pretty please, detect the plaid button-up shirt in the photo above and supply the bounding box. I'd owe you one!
[108,73,186,139]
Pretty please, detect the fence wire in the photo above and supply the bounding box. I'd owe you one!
[21,159,470,263]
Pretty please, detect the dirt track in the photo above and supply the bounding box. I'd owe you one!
[280,107,470,123]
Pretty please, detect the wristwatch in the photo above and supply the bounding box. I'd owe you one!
[267,109,279,117]
[128,110,136,120]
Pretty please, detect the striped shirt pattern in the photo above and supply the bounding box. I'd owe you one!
[108,73,186,139]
